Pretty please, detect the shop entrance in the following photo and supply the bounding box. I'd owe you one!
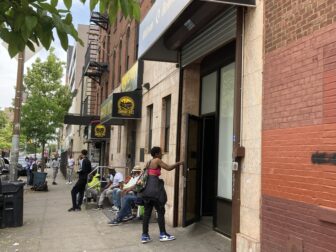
[183,43,236,237]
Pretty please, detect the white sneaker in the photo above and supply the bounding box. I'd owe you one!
[65,182,69,184]
[111,206,119,212]
[69,182,72,184]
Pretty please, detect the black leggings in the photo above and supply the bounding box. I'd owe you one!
[142,199,166,235]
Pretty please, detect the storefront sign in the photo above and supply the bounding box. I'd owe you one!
[121,61,143,92]
[200,0,256,7]
[138,0,193,59]
[90,123,110,140]
[112,91,142,119]
[100,95,113,124]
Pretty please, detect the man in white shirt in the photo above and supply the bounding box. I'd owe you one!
[96,168,123,209]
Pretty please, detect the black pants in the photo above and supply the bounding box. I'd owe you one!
[71,179,86,209]
[142,199,166,235]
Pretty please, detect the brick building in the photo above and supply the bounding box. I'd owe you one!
[262,0,336,251]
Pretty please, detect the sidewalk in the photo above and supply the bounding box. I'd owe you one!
[0,170,231,252]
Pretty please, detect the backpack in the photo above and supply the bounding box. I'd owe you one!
[135,161,150,193]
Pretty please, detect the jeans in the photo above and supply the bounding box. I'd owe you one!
[67,168,74,182]
[142,199,166,235]
[116,194,137,221]
[112,188,122,208]
[98,188,113,206]
[52,168,58,182]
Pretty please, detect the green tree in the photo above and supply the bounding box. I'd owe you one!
[0,110,12,150]
[21,48,72,170]
[0,0,140,57]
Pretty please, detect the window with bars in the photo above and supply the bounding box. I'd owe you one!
[147,105,153,152]
[117,126,122,153]
[163,95,171,152]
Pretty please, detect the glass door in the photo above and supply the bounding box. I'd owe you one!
[215,62,235,236]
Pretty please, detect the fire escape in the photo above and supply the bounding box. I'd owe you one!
[82,12,109,116]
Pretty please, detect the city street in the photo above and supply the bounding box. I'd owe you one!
[0,170,230,252]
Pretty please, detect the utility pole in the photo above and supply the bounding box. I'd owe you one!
[9,50,25,181]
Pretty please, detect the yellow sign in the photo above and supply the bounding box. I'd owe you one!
[100,95,113,123]
[121,62,138,92]
[94,124,106,138]
[117,96,135,116]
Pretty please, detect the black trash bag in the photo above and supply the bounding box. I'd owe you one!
[31,181,48,191]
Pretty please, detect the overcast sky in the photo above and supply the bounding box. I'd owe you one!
[0,0,90,110]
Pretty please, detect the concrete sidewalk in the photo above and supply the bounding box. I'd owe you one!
[0,170,231,252]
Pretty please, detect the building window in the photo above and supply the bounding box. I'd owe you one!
[117,126,122,153]
[125,27,130,71]
[163,95,171,152]
[147,105,153,152]
[112,50,116,89]
[118,40,122,83]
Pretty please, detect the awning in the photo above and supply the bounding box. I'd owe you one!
[64,114,100,125]
[138,0,255,62]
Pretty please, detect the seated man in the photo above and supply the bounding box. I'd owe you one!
[86,171,101,202]
[96,168,123,210]
[108,165,142,225]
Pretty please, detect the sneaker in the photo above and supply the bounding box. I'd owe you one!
[111,206,120,212]
[52,182,57,185]
[159,233,175,242]
[65,182,69,184]
[108,219,121,226]
[141,234,152,244]
[75,206,81,211]
[94,205,103,210]
[69,182,72,184]
[122,214,135,222]
[68,207,76,212]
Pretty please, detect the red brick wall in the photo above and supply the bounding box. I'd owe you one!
[265,0,336,53]
[263,1,336,251]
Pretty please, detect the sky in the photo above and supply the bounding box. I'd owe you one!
[0,0,90,110]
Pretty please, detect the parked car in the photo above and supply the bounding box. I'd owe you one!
[0,157,27,177]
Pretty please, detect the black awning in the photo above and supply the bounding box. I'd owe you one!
[64,114,100,125]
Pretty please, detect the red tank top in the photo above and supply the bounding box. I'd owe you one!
[147,167,161,176]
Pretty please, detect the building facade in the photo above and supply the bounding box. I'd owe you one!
[262,1,336,251]
[63,24,89,163]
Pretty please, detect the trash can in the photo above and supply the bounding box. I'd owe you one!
[33,172,47,186]
[2,181,25,227]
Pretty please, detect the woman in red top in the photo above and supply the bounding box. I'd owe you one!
[141,146,183,243]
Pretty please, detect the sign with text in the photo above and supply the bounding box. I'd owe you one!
[121,61,141,92]
[100,95,113,124]
[201,0,256,7]
[138,0,193,59]
[90,123,110,140]
[112,91,142,119]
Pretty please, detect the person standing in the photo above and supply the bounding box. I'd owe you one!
[140,146,183,243]
[66,155,75,184]
[68,149,92,211]
[51,156,60,185]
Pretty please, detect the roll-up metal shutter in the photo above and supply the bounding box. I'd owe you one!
[181,7,237,67]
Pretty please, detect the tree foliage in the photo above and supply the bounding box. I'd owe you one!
[0,0,140,57]
[0,110,12,150]
[21,48,72,148]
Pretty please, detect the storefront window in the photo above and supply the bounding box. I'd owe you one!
[217,62,235,199]
[201,72,217,115]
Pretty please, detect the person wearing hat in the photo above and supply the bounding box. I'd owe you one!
[108,165,143,225]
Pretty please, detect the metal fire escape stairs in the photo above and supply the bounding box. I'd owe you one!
[82,12,109,116]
